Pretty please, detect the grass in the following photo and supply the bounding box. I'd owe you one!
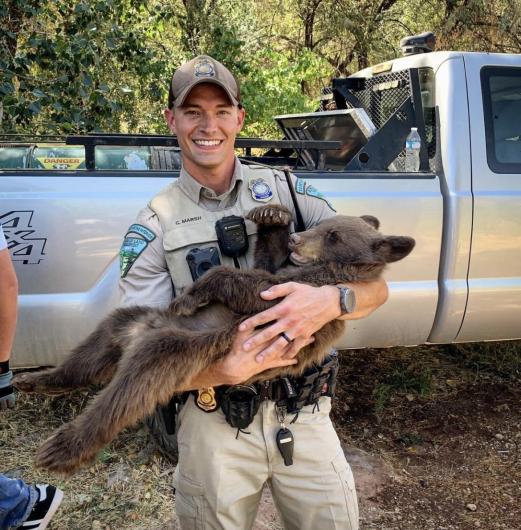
[372,362,433,413]
[369,340,521,414]
[446,340,521,380]
[0,392,177,530]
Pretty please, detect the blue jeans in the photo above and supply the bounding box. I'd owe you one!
[0,474,37,529]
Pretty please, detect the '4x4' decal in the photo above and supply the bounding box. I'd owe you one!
[0,211,47,264]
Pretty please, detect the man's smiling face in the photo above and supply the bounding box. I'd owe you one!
[165,83,245,179]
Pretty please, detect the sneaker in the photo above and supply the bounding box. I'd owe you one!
[20,484,64,529]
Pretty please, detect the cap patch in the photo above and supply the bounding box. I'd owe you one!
[194,58,215,78]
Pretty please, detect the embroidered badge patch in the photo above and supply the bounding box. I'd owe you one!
[295,178,306,194]
[194,58,215,78]
[249,178,273,202]
[295,179,336,212]
[306,184,336,212]
[127,224,156,241]
[119,224,156,278]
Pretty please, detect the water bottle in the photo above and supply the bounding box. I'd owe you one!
[405,127,421,172]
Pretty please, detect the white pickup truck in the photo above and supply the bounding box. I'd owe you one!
[1,50,520,368]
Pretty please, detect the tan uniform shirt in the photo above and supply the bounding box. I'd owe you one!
[119,158,336,307]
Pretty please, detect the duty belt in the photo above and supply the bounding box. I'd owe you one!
[254,353,339,413]
[212,353,339,430]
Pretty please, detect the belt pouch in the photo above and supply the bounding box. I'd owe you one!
[221,385,260,430]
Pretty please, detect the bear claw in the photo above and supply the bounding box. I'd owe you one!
[247,205,292,226]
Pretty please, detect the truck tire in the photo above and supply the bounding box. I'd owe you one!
[146,405,179,463]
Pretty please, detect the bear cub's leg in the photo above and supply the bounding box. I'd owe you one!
[247,204,292,273]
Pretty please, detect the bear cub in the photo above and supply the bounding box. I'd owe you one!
[14,204,415,474]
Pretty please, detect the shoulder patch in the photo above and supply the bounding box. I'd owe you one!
[120,224,156,278]
[119,236,149,278]
[295,178,306,194]
[126,223,156,242]
[296,179,336,212]
[306,184,336,212]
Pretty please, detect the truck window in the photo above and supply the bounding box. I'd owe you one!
[95,146,151,170]
[0,146,31,168]
[419,67,436,162]
[481,66,521,173]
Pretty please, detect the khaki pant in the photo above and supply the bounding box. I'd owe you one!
[173,396,359,530]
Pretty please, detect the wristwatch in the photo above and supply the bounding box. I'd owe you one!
[337,286,356,315]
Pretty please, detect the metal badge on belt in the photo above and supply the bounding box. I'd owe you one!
[196,387,218,412]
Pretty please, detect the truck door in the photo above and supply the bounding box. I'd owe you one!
[457,56,521,341]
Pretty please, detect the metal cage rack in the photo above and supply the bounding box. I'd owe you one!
[320,67,436,171]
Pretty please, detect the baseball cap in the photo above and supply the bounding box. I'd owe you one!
[170,55,241,107]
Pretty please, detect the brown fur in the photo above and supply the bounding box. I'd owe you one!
[13,204,415,474]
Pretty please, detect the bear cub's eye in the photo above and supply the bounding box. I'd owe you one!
[327,230,340,243]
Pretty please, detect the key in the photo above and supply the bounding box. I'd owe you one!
[276,427,294,466]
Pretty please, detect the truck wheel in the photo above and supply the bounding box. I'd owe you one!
[146,406,179,463]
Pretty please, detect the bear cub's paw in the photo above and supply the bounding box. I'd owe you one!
[247,205,292,227]
[13,371,72,396]
[37,424,95,474]
[170,294,204,316]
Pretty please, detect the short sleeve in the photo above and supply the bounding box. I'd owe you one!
[119,207,174,309]
[274,170,336,229]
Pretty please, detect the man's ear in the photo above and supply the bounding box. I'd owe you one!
[360,215,380,230]
[236,106,246,133]
[164,108,176,134]
[373,236,416,263]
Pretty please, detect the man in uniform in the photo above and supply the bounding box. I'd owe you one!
[119,55,388,530]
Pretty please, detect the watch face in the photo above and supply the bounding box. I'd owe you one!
[345,288,356,313]
[340,287,356,314]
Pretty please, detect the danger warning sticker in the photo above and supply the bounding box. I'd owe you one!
[36,157,84,170]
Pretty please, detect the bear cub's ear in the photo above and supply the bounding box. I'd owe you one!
[360,215,380,230]
[372,236,416,263]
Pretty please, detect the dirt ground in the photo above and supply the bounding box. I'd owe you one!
[332,344,521,530]
[1,343,520,529]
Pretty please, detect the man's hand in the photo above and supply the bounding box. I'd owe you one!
[183,279,387,390]
[239,283,340,363]
[239,279,388,363]
[182,327,314,390]
[0,370,16,410]
[213,327,314,386]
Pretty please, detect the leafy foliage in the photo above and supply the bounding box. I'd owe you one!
[1,0,519,135]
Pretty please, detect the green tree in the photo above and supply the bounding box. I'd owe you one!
[1,0,520,137]
[0,0,171,133]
